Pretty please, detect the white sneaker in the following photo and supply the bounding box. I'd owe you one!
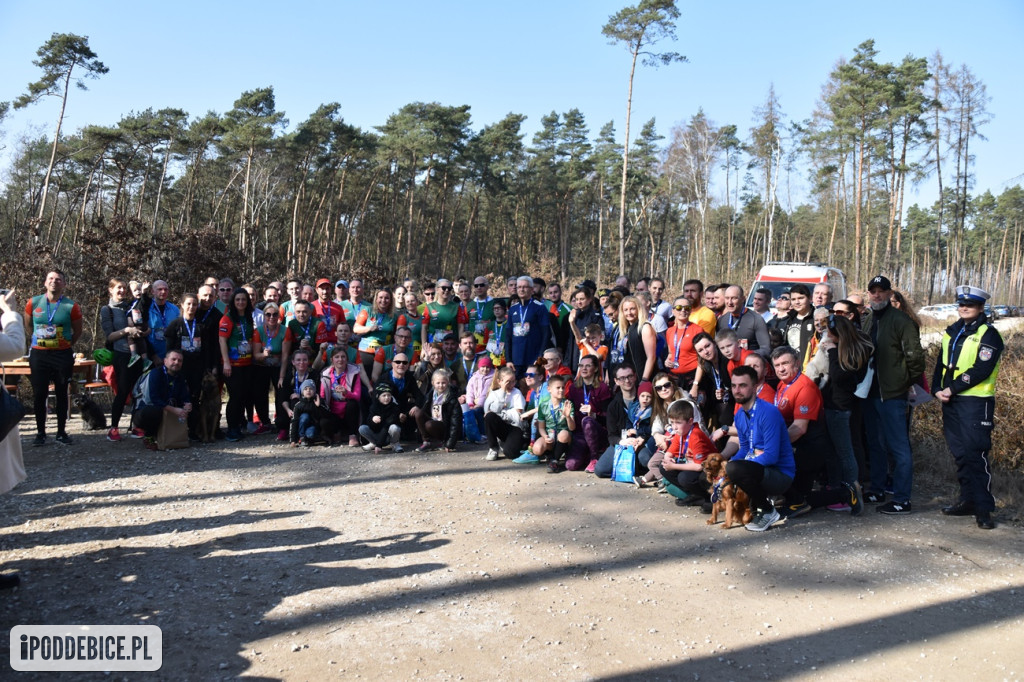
[484,448,499,461]
[362,443,375,451]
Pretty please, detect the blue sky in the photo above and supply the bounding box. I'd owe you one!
[1,0,1022,210]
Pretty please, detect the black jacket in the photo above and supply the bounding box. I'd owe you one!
[419,390,462,449]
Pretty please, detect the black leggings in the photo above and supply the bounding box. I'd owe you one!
[484,411,524,457]
[110,350,144,430]
[29,348,73,435]
[224,365,254,430]
[321,401,360,441]
[726,459,793,512]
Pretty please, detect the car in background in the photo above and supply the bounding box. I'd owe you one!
[919,304,957,320]
[746,262,847,309]
[993,304,1010,319]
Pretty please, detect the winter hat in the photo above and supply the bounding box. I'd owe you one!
[300,379,316,394]
[638,381,654,397]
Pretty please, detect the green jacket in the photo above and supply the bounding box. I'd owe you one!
[870,304,924,400]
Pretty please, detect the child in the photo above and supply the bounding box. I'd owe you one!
[531,375,576,473]
[484,300,510,364]
[571,319,609,377]
[126,280,150,367]
[463,355,494,444]
[658,399,718,504]
[359,383,402,453]
[716,329,752,375]
[414,368,461,452]
[290,379,323,447]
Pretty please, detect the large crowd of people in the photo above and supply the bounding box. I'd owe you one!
[12,269,1005,538]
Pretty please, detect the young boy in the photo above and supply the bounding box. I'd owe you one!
[531,375,576,473]
[359,383,402,453]
[484,300,510,365]
[658,399,719,503]
[290,379,323,447]
[716,329,752,375]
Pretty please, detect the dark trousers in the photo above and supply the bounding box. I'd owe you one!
[484,411,524,458]
[942,396,996,513]
[223,365,254,430]
[661,467,707,497]
[110,350,144,430]
[321,401,360,441]
[726,459,793,512]
[132,405,165,438]
[416,409,450,443]
[28,348,73,435]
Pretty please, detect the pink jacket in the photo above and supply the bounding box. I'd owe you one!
[465,369,495,409]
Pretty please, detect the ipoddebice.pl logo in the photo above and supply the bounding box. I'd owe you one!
[10,625,162,672]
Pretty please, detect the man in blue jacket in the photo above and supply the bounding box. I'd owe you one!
[132,349,192,449]
[723,366,795,532]
[507,276,551,380]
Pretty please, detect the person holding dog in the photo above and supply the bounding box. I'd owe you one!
[932,285,1003,530]
[720,365,795,532]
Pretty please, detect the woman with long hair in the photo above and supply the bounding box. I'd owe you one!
[99,278,149,441]
[413,342,446,396]
[218,288,262,442]
[822,313,873,512]
[691,331,733,430]
[397,292,424,353]
[890,289,922,330]
[354,289,400,374]
[164,293,207,440]
[615,295,658,384]
[566,354,611,471]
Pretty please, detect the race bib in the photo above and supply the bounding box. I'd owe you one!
[475,321,487,334]
[432,403,443,421]
[238,340,251,355]
[153,329,165,342]
[610,349,623,364]
[513,322,529,337]
[39,325,56,340]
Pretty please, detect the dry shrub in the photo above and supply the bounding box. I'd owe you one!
[912,326,1024,521]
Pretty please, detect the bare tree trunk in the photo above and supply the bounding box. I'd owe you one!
[617,48,640,276]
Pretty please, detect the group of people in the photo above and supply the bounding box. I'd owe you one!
[17,269,1004,533]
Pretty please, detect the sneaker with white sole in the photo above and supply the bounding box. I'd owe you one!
[746,507,782,532]
[484,449,499,461]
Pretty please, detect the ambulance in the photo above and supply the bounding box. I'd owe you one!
[745,262,848,308]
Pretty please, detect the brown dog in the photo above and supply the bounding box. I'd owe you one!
[197,371,221,443]
[703,453,752,529]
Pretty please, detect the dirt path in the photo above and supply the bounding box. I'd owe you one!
[1,422,1022,681]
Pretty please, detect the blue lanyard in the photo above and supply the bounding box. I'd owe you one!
[151,302,167,329]
[200,305,214,324]
[184,318,196,342]
[44,296,63,325]
[947,326,969,368]
[710,364,722,390]
[582,384,591,405]
[676,425,695,460]
[494,321,505,340]
[728,309,744,330]
[774,374,800,407]
[294,371,307,395]
[462,356,473,378]
[744,401,757,456]
[390,372,405,392]
[300,319,312,339]
[672,322,688,364]
[515,304,528,326]
[322,303,332,329]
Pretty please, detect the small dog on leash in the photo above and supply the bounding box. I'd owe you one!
[73,393,107,430]
[197,371,221,443]
[703,453,752,529]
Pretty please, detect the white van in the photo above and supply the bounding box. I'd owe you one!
[745,262,848,308]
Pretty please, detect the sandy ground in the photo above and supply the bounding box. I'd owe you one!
[1,417,1023,681]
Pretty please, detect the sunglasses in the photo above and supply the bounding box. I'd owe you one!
[265,314,278,318]
[424,292,436,297]
[524,372,537,378]
[473,283,487,287]
[672,305,690,312]
[655,382,674,391]
[439,286,452,291]
[218,287,232,292]
[392,360,409,365]
[779,296,790,301]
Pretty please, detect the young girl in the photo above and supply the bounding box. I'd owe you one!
[532,375,576,473]
[415,368,461,452]
[359,383,402,453]
[482,366,526,461]
[290,379,323,447]
[463,355,495,444]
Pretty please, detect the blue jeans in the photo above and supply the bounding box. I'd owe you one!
[825,408,859,486]
[863,397,912,502]
[297,412,319,440]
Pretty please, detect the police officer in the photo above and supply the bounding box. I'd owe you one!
[932,285,1002,530]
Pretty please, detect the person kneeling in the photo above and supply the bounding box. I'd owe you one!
[131,349,193,451]
[659,399,718,505]
[360,383,402,453]
[532,375,576,473]
[717,366,795,532]
[415,368,461,452]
